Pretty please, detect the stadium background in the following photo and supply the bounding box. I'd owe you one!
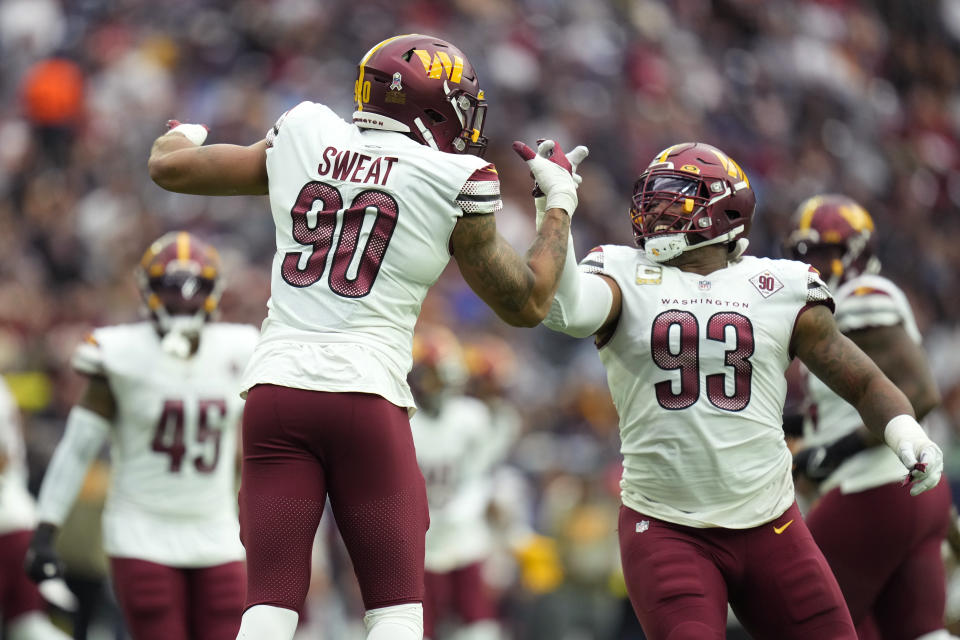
[2,0,960,638]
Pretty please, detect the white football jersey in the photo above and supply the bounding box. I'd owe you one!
[241,101,501,412]
[803,274,920,494]
[411,395,505,572]
[0,376,37,534]
[72,322,258,566]
[582,247,833,529]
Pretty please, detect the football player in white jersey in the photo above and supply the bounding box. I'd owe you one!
[409,326,507,640]
[146,33,585,640]
[785,195,953,640]
[0,377,71,640]
[538,142,944,640]
[24,233,259,640]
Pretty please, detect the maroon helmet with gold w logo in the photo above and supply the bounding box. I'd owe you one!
[352,34,488,156]
[784,194,880,289]
[136,232,223,333]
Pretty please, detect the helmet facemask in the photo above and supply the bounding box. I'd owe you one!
[631,172,745,263]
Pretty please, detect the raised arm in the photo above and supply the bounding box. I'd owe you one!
[148,122,269,196]
[452,140,587,327]
[793,304,942,494]
[452,208,571,327]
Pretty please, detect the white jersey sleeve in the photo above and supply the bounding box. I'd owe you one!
[803,273,921,494]
[588,247,832,528]
[80,322,258,567]
[242,101,499,412]
[0,376,37,533]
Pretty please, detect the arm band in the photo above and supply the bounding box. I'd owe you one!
[542,232,613,338]
[36,406,110,526]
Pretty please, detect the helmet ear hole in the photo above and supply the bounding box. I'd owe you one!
[424,108,447,124]
[724,210,741,221]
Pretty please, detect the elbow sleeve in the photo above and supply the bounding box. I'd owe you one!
[36,406,110,526]
[543,236,613,338]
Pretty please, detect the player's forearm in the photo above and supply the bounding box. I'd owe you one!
[519,209,572,322]
[454,211,569,327]
[148,138,269,196]
[851,372,917,441]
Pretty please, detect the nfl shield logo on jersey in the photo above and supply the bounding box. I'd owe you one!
[698,280,711,291]
[636,520,650,533]
[749,270,784,298]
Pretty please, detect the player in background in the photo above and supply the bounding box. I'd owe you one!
[785,195,953,640]
[0,377,71,640]
[146,33,586,640]
[24,232,259,640]
[409,326,507,640]
[538,142,944,640]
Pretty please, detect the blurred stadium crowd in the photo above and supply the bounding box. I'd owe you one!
[3,0,960,638]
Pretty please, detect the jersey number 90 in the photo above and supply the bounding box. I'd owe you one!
[281,181,399,297]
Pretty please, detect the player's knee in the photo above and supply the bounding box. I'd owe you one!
[364,603,424,640]
[665,621,724,640]
[7,612,71,640]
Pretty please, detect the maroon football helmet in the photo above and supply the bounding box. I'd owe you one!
[136,231,223,335]
[784,194,880,289]
[352,34,488,156]
[410,325,467,415]
[630,142,756,263]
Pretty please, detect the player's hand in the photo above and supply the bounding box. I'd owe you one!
[792,445,835,483]
[164,119,209,146]
[530,140,589,229]
[513,139,588,218]
[24,523,64,583]
[885,415,944,496]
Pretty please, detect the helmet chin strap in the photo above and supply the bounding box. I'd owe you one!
[413,117,439,150]
[644,234,688,263]
[644,225,745,264]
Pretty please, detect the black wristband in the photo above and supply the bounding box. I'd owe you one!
[823,431,869,464]
[32,522,58,547]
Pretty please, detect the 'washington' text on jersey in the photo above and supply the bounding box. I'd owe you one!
[317,146,399,186]
[661,297,750,308]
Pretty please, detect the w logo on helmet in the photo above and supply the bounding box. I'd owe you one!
[411,49,464,83]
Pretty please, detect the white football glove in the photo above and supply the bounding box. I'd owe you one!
[885,415,944,496]
[513,139,588,218]
[530,141,589,229]
[164,119,209,146]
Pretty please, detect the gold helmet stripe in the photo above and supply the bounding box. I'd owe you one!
[356,34,413,112]
[796,196,825,231]
[176,231,191,262]
[837,203,875,233]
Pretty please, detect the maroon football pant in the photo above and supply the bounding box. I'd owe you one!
[806,479,952,640]
[619,502,856,640]
[239,384,428,613]
[0,530,46,620]
[109,557,244,640]
[423,562,497,638]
